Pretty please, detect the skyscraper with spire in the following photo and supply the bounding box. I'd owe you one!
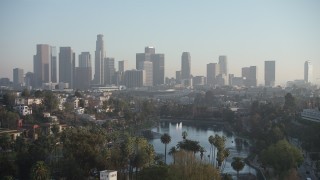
[94,34,105,85]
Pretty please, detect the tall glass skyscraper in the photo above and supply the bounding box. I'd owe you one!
[265,60,275,86]
[94,34,105,85]
[218,55,227,75]
[33,44,50,88]
[59,47,74,88]
[181,52,191,80]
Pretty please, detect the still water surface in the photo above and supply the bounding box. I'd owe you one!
[149,121,256,175]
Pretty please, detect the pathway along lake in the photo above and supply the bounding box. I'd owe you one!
[149,120,257,176]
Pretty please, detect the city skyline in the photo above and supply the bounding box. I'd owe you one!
[1,1,320,85]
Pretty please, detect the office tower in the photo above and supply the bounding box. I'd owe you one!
[33,44,51,88]
[242,66,257,87]
[207,63,220,85]
[141,61,153,86]
[104,57,115,85]
[304,61,313,83]
[136,47,165,86]
[265,61,275,86]
[79,52,91,68]
[193,76,206,86]
[51,47,57,83]
[94,34,105,85]
[218,55,228,75]
[181,52,191,80]
[59,47,74,88]
[151,54,164,85]
[229,74,234,86]
[13,68,24,89]
[118,60,127,73]
[176,71,181,84]
[25,72,34,89]
[124,70,145,88]
[75,52,92,90]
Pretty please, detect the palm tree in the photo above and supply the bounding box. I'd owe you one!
[199,146,206,161]
[231,157,245,179]
[30,161,50,180]
[182,131,188,140]
[168,146,177,164]
[160,133,171,164]
[208,135,214,164]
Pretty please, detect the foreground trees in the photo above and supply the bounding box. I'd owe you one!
[30,161,50,180]
[261,140,303,178]
[160,133,171,164]
[231,157,245,179]
[138,150,221,180]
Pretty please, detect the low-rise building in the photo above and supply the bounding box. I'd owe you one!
[301,108,320,123]
[15,105,32,116]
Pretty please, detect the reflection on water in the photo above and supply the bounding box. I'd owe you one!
[149,121,256,175]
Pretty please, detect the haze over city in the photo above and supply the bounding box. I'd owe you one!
[1,0,320,85]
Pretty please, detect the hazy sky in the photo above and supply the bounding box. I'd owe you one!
[1,0,320,85]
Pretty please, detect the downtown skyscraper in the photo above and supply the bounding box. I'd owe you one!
[304,60,313,83]
[33,44,57,88]
[136,47,164,86]
[265,60,275,87]
[13,68,24,89]
[94,34,105,85]
[59,47,75,88]
[75,52,92,90]
[181,52,191,80]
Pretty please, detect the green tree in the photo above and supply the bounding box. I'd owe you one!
[182,131,188,140]
[283,93,296,112]
[160,133,171,164]
[261,140,303,178]
[30,161,50,180]
[3,92,16,110]
[199,146,206,160]
[168,146,177,164]
[168,150,221,180]
[231,157,245,179]
[0,133,12,151]
[43,91,58,112]
[21,88,31,97]
[177,139,201,155]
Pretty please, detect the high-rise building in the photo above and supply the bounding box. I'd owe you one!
[218,56,227,75]
[25,72,34,89]
[193,76,206,86]
[141,61,153,86]
[13,68,24,89]
[176,71,181,84]
[136,47,165,86]
[59,47,74,88]
[104,57,115,85]
[151,54,164,85]
[75,52,92,90]
[50,47,57,83]
[118,60,127,73]
[79,52,91,68]
[207,63,220,85]
[265,61,275,86]
[304,61,313,83]
[242,66,257,87]
[94,34,105,85]
[124,70,145,88]
[181,52,191,80]
[33,44,51,88]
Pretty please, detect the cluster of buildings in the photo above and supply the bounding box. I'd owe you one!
[2,34,315,91]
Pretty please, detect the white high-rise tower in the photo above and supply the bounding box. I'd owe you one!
[304,61,313,83]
